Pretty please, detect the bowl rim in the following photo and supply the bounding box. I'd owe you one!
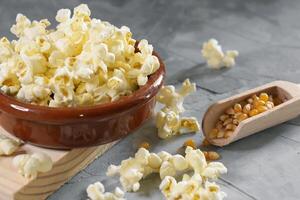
[0,51,165,122]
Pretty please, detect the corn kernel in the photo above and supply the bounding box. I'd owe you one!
[249,109,259,117]
[216,121,223,130]
[201,138,210,147]
[266,101,274,109]
[224,131,233,138]
[251,94,259,101]
[242,104,251,114]
[225,124,237,130]
[253,100,265,108]
[205,151,220,161]
[223,118,233,126]
[219,114,229,121]
[139,142,151,150]
[257,105,268,113]
[225,107,235,115]
[217,130,225,138]
[236,113,248,122]
[259,92,269,102]
[184,139,197,149]
[232,119,239,125]
[209,128,218,139]
[247,98,253,104]
[233,103,242,113]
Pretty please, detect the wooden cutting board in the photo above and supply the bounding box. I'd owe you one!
[0,127,116,200]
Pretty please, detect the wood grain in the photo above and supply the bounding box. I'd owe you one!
[0,127,116,200]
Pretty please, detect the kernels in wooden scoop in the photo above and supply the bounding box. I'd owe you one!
[259,93,269,102]
[233,103,242,113]
[207,92,279,141]
[249,109,259,117]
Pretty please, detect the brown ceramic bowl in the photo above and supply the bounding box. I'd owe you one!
[0,51,165,149]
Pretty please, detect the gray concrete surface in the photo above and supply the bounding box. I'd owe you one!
[1,0,300,199]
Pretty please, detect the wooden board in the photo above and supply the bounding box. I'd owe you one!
[0,127,116,200]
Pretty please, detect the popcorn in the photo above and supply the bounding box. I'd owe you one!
[201,38,238,69]
[87,181,126,200]
[0,134,21,156]
[156,79,196,113]
[13,152,53,179]
[0,4,160,107]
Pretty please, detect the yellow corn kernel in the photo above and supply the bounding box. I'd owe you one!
[223,118,233,126]
[201,138,210,147]
[257,105,268,113]
[139,142,151,150]
[225,124,237,130]
[205,151,220,161]
[237,113,248,122]
[216,121,223,130]
[184,139,197,149]
[247,98,253,104]
[243,104,251,114]
[224,131,233,138]
[266,101,274,109]
[225,107,235,115]
[259,92,269,102]
[253,100,265,108]
[233,103,242,113]
[232,119,239,125]
[249,109,259,117]
[252,94,259,101]
[209,128,219,139]
[217,130,225,138]
[219,114,229,121]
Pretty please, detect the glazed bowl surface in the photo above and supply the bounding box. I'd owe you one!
[0,51,165,149]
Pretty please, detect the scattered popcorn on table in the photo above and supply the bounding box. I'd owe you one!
[0,134,21,156]
[107,146,227,200]
[0,4,160,107]
[201,38,238,69]
[87,181,126,200]
[13,152,53,179]
[156,79,200,139]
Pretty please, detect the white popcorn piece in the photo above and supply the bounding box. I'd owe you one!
[156,107,200,139]
[86,182,126,200]
[156,79,196,113]
[185,146,227,179]
[0,134,21,156]
[13,152,53,179]
[0,4,160,107]
[201,38,238,69]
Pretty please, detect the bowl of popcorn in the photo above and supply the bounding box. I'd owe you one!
[0,4,165,149]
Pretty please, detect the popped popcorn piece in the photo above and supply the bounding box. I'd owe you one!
[87,181,126,200]
[0,134,21,156]
[156,79,196,113]
[0,4,160,107]
[13,152,53,179]
[185,146,227,179]
[156,107,200,139]
[138,141,151,150]
[201,38,238,69]
[160,175,227,200]
[204,151,220,161]
[183,139,197,149]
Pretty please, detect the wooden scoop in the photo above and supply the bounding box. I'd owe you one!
[202,81,300,147]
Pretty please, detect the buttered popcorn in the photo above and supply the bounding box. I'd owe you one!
[0,4,160,107]
[87,181,126,200]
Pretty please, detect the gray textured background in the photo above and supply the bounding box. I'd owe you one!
[1,0,300,199]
